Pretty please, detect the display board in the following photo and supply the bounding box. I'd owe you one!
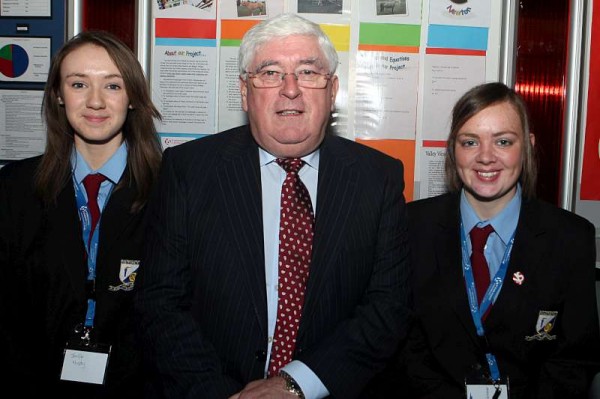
[149,0,504,202]
[0,0,65,165]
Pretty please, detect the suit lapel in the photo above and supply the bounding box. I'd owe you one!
[216,127,267,336]
[301,135,358,323]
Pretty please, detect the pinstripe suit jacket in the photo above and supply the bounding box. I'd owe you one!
[135,125,411,399]
[404,192,600,399]
[0,156,146,398]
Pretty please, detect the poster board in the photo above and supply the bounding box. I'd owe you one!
[0,0,65,165]
[149,0,504,202]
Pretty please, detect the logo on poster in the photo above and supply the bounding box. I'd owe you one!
[446,4,472,16]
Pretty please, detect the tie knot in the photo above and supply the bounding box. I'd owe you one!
[276,158,303,174]
[470,224,494,253]
[83,173,106,199]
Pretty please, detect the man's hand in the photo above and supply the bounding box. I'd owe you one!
[228,376,299,399]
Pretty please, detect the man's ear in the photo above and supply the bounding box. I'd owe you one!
[330,75,339,112]
[240,76,249,112]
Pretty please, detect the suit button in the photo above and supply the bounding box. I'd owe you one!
[255,350,267,361]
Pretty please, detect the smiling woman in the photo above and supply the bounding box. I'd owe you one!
[59,44,131,168]
[403,82,600,399]
[0,31,162,397]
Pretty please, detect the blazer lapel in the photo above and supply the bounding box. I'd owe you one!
[48,182,87,300]
[301,135,359,323]
[216,127,267,336]
[435,194,481,343]
[486,198,545,324]
[97,178,138,256]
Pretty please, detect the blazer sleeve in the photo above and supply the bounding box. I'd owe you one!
[401,319,465,398]
[134,149,241,399]
[298,157,412,398]
[400,198,466,399]
[535,218,600,398]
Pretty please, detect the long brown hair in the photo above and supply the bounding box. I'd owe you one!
[445,82,538,199]
[36,30,162,213]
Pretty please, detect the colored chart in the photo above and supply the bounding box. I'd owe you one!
[0,44,29,78]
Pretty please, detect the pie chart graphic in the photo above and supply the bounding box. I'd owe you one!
[0,44,30,78]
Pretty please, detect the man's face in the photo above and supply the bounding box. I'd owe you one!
[240,34,339,158]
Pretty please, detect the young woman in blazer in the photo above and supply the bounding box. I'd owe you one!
[405,82,599,398]
[0,31,162,398]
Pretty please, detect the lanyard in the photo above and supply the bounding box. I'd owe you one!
[460,221,515,381]
[74,178,113,330]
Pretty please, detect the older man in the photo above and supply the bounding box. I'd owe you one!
[135,13,410,399]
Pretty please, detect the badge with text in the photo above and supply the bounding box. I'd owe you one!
[60,342,111,385]
[466,381,509,399]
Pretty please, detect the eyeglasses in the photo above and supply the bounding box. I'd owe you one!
[245,69,331,89]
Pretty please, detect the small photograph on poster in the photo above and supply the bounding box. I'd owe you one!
[237,0,267,17]
[359,0,421,23]
[157,0,213,10]
[376,0,408,16]
[298,0,343,15]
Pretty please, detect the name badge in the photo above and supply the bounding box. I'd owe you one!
[465,381,509,399]
[60,342,111,385]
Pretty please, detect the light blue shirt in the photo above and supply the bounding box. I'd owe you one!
[71,142,128,211]
[259,147,328,399]
[460,185,521,278]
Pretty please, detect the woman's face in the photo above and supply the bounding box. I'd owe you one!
[454,101,532,215]
[59,43,129,154]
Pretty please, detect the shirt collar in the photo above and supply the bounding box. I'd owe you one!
[460,185,522,245]
[71,141,128,185]
[258,147,320,171]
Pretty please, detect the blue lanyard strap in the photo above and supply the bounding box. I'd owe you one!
[460,221,515,381]
[74,177,113,329]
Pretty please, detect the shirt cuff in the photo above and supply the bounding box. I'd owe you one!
[281,361,329,399]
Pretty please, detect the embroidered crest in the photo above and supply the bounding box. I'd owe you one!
[525,310,558,341]
[108,259,140,292]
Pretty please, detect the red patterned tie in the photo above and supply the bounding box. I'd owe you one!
[470,224,494,305]
[268,158,314,377]
[82,173,106,246]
